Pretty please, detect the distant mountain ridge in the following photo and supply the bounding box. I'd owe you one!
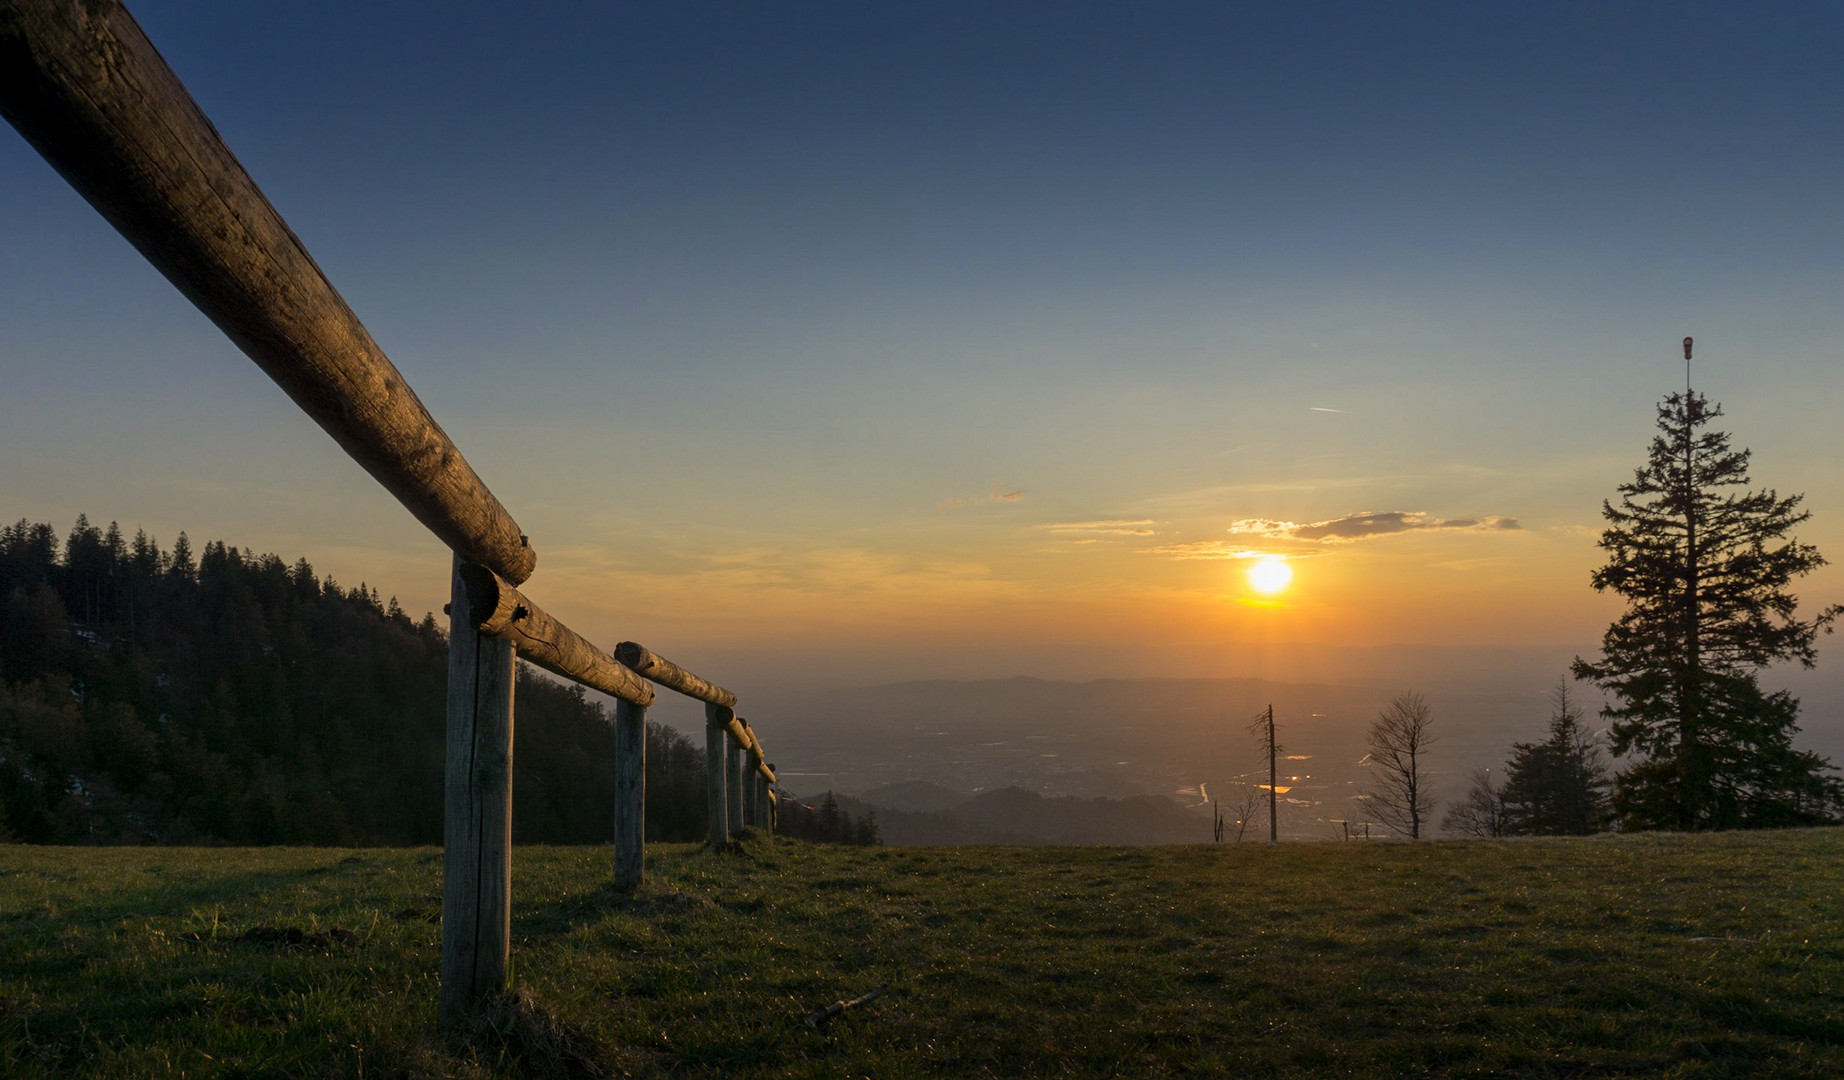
[810,784,1209,846]
[856,780,968,813]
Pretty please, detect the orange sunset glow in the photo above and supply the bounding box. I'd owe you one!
[5,7,1844,1069]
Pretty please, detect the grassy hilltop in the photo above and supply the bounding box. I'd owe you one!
[3,831,1841,1078]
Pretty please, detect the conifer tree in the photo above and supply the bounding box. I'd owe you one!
[1572,389,1843,830]
[167,532,195,580]
[1499,681,1609,835]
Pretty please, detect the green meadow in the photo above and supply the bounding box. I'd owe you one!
[2,830,1840,1078]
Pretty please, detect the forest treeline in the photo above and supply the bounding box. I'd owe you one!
[0,515,876,846]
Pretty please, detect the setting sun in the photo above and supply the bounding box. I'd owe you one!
[1247,556,1294,595]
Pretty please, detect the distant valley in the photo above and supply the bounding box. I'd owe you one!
[725,661,1844,842]
[743,674,1564,841]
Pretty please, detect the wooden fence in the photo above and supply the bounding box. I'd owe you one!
[0,0,777,1024]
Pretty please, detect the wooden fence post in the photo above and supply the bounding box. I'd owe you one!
[613,697,646,889]
[737,763,752,827]
[756,770,772,834]
[705,702,729,849]
[441,556,517,1024]
[744,767,759,827]
[728,734,746,837]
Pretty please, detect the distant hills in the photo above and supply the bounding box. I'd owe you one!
[748,675,1564,840]
[803,783,1209,845]
[746,666,1844,841]
[857,779,969,814]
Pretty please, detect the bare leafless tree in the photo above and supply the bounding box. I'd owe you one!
[1360,691,1438,839]
[1442,766,1509,837]
[1226,781,1263,842]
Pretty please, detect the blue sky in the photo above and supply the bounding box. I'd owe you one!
[4,1,1842,687]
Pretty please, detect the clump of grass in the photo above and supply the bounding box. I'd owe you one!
[2,830,1842,1077]
[460,989,627,1079]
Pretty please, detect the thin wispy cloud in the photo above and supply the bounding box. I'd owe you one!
[1041,519,1157,537]
[1309,406,1350,413]
[938,483,1027,514]
[1231,511,1522,543]
[1144,541,1284,561]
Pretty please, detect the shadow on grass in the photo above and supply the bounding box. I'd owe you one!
[2,860,398,950]
[510,840,772,942]
[512,878,716,943]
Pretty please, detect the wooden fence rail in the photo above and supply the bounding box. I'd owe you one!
[0,0,535,585]
[614,642,775,846]
[0,0,782,1027]
[462,565,654,706]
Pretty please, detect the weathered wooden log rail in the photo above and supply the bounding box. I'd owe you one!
[0,0,782,1026]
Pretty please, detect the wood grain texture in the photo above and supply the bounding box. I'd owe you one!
[614,642,738,708]
[612,698,645,889]
[704,703,729,849]
[0,0,534,583]
[459,563,654,706]
[441,556,516,1024]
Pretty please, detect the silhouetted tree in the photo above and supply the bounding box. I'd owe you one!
[644,722,711,843]
[818,792,843,839]
[1499,681,1610,835]
[1442,766,1508,838]
[1572,389,1844,830]
[1360,691,1437,839]
[778,790,880,845]
[1224,781,1262,842]
[1248,704,1280,842]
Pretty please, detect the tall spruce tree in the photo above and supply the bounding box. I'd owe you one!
[1571,389,1843,830]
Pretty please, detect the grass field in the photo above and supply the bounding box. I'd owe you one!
[2,829,1841,1077]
